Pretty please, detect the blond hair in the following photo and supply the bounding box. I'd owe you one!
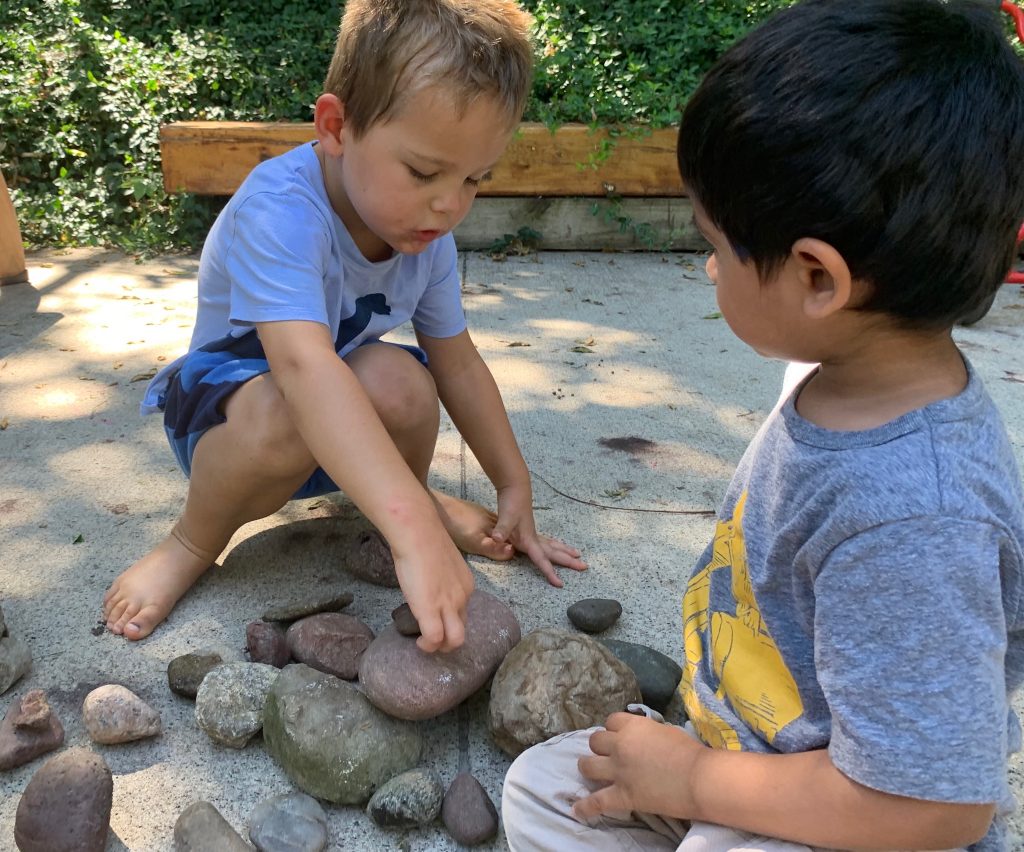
[324,0,534,137]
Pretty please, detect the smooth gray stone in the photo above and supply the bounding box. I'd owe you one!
[174,801,250,851]
[567,598,622,634]
[367,767,443,828]
[262,664,421,805]
[14,748,112,852]
[262,592,353,623]
[0,635,32,696]
[489,628,640,757]
[599,639,683,714]
[441,772,499,845]
[194,663,279,748]
[248,791,327,852]
[167,651,224,700]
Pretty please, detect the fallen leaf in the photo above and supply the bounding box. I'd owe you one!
[72,533,84,544]
[78,375,96,381]
[575,336,596,346]
[112,362,124,370]
[0,417,8,430]
[702,312,723,320]
[156,355,166,361]
[106,503,129,515]
[130,368,158,383]
[570,345,594,354]
[1003,371,1024,384]
[506,341,531,348]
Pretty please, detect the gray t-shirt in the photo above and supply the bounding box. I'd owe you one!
[680,359,1024,850]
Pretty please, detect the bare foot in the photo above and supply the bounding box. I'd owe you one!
[102,529,214,640]
[431,489,515,561]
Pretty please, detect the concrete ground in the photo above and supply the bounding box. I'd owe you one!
[1,247,1024,850]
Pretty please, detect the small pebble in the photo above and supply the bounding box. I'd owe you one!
[83,684,161,744]
[441,772,499,845]
[390,603,420,636]
[567,598,622,634]
[246,621,290,667]
[249,791,328,851]
[167,651,223,700]
[262,592,353,623]
[174,801,250,851]
[367,766,444,828]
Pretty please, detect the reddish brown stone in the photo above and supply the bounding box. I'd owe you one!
[286,613,374,680]
[246,621,290,667]
[0,690,64,771]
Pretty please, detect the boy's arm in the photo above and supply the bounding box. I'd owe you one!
[417,329,586,584]
[257,319,473,652]
[574,712,995,850]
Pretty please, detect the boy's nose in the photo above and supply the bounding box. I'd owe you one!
[430,187,463,216]
[705,253,718,283]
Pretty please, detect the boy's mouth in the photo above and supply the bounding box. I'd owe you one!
[414,229,441,242]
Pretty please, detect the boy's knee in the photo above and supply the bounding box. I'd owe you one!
[224,376,313,474]
[349,345,439,429]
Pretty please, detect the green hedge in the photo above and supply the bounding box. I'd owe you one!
[0,0,790,251]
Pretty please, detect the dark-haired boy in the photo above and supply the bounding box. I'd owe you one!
[102,0,585,651]
[502,0,1024,849]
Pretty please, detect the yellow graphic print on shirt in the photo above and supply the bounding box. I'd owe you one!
[680,491,804,749]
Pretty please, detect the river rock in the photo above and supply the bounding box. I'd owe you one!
[488,628,641,757]
[367,767,443,828]
[83,685,161,744]
[347,529,399,587]
[246,621,290,667]
[173,801,250,851]
[249,791,327,851]
[360,589,520,720]
[567,598,622,633]
[0,689,65,770]
[390,603,420,637]
[167,651,224,699]
[194,662,279,748]
[599,639,683,714]
[441,772,499,845]
[286,613,374,680]
[14,748,112,852]
[262,663,421,804]
[0,635,31,696]
[262,591,353,623]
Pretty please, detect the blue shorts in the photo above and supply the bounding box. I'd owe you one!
[160,329,428,500]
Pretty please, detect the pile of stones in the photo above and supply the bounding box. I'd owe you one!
[3,531,684,851]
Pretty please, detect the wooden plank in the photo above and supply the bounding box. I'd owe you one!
[160,122,684,197]
[453,196,707,251]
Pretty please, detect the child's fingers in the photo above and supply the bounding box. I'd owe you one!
[525,541,564,587]
[416,612,445,653]
[439,606,466,652]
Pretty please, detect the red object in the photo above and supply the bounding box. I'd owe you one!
[1005,3,1024,283]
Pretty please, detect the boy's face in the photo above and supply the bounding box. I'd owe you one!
[322,87,514,261]
[692,200,807,361]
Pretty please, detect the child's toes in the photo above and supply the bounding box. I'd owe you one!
[122,606,163,641]
[108,601,140,635]
[476,536,515,561]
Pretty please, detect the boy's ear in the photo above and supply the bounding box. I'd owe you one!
[790,237,854,319]
[314,94,346,156]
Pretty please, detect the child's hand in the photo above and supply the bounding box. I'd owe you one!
[392,534,475,654]
[491,482,587,586]
[572,711,704,822]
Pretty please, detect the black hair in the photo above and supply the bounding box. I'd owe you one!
[677,0,1024,329]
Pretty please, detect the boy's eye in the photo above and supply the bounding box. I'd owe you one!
[465,171,493,187]
[408,166,436,183]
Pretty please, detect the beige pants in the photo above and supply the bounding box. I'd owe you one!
[501,705,964,852]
